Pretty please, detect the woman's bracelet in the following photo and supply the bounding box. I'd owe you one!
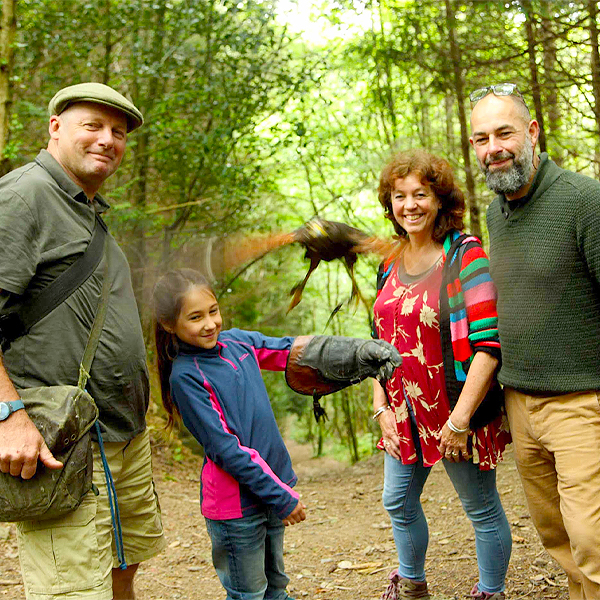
[372,405,391,420]
[446,417,469,434]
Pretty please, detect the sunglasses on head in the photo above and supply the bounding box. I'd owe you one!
[469,83,524,104]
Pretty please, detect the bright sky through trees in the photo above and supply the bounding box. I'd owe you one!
[275,0,372,43]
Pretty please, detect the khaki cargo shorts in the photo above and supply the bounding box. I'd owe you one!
[16,428,166,600]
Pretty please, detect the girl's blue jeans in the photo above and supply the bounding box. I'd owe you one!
[383,452,512,594]
[205,508,294,600]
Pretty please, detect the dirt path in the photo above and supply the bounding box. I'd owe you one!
[0,439,568,599]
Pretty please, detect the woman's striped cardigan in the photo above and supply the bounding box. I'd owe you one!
[441,230,501,389]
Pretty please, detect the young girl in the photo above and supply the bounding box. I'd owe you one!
[153,268,400,600]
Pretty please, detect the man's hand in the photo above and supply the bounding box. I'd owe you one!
[282,501,306,526]
[0,410,63,479]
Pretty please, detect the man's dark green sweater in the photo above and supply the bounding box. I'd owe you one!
[487,153,600,393]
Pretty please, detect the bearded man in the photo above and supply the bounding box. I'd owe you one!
[470,83,600,600]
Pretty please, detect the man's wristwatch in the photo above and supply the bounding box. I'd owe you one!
[0,399,25,421]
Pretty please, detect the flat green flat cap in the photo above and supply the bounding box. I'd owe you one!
[48,82,143,132]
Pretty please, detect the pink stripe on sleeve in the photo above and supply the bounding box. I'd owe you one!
[255,347,290,371]
[239,444,299,499]
[463,281,497,306]
[450,317,469,343]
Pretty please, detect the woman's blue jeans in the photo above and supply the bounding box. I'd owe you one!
[382,452,512,594]
[205,508,294,600]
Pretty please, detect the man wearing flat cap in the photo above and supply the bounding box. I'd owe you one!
[0,83,165,599]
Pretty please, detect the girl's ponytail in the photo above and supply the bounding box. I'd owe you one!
[155,322,181,431]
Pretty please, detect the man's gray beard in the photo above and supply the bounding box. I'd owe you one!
[483,140,534,196]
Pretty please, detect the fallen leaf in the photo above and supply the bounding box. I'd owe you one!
[367,566,389,576]
[337,561,382,571]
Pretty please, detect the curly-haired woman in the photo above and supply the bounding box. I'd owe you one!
[373,149,512,600]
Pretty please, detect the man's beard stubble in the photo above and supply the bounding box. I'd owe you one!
[483,137,534,196]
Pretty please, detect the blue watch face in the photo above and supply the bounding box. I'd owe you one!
[0,402,9,420]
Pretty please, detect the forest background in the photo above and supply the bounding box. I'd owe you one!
[2,0,599,463]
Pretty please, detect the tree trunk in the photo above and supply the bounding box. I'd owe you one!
[540,1,561,164]
[102,0,112,85]
[445,93,455,156]
[588,0,600,174]
[377,0,397,140]
[444,0,480,238]
[370,0,393,147]
[0,0,15,177]
[341,387,360,464]
[521,0,547,153]
[128,0,168,329]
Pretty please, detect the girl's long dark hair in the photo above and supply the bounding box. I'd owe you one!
[152,269,214,431]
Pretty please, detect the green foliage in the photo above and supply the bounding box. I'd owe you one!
[329,431,380,463]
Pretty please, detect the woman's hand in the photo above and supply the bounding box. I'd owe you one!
[435,421,469,462]
[373,378,401,459]
[378,408,402,460]
[435,352,500,462]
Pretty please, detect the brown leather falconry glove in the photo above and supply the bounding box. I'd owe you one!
[285,335,401,397]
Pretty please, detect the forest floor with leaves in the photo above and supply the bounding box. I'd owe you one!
[0,437,569,600]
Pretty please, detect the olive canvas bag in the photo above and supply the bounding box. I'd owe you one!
[0,216,109,521]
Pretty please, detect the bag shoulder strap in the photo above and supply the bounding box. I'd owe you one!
[22,215,107,332]
[78,232,111,390]
[0,215,107,347]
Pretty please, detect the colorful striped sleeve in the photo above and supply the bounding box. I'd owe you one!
[458,242,500,355]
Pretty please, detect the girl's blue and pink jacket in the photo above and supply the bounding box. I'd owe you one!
[170,328,299,521]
